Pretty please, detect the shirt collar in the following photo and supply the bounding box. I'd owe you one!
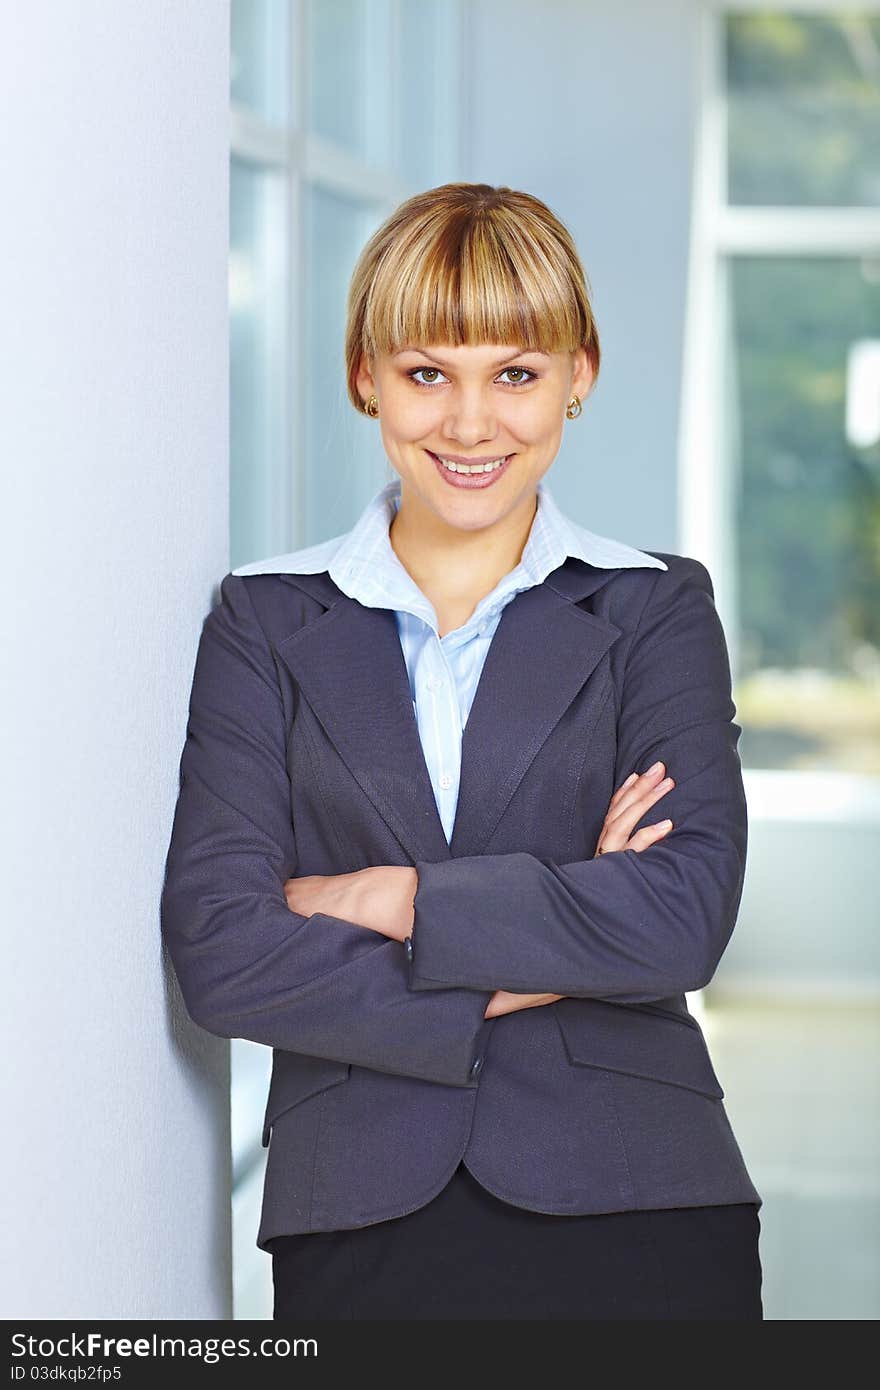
[232,477,667,634]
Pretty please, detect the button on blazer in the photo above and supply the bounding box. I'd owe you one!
[160,552,762,1250]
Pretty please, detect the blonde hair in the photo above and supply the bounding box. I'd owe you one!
[344,182,601,413]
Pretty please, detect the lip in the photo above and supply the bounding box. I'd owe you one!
[427,449,513,490]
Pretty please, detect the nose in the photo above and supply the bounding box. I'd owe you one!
[441,385,501,448]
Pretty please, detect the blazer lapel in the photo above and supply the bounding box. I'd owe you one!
[274,562,622,866]
[449,572,621,859]
[277,590,453,864]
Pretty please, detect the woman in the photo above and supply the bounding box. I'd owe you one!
[161,182,763,1320]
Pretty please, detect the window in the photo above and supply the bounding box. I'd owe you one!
[682,5,880,775]
[682,2,880,1321]
[229,0,465,1319]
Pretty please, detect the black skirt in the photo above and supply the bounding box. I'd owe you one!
[269,1160,763,1320]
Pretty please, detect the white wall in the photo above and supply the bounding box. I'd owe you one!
[1,1,231,1318]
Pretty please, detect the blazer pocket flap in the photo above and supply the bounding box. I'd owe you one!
[261,1051,352,1146]
[554,997,724,1099]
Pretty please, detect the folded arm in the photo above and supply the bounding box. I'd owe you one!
[160,573,492,1088]
[407,559,748,1002]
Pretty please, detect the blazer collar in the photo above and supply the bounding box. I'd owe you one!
[274,559,627,863]
[234,480,667,862]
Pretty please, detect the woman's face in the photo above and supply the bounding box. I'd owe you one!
[355,342,594,534]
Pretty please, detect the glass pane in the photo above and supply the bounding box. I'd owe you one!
[230,157,290,567]
[725,12,880,206]
[231,1037,273,1320]
[308,0,368,156]
[398,5,439,184]
[303,188,390,542]
[398,2,460,184]
[231,0,290,124]
[231,1040,272,1190]
[728,256,880,772]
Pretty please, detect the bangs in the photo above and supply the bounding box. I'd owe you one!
[363,215,587,358]
[346,183,600,410]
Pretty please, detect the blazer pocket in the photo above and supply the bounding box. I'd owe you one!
[553,997,725,1100]
[261,1051,352,1147]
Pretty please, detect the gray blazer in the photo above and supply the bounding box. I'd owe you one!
[160,552,762,1250]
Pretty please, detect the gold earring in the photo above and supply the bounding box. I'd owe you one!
[365,395,379,418]
[566,395,582,420]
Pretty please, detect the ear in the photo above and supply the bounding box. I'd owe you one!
[355,353,376,403]
[570,346,595,400]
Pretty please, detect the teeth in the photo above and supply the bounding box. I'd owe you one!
[436,455,507,474]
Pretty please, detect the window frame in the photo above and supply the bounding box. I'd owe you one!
[230,0,464,555]
[680,1,880,797]
[228,2,466,1311]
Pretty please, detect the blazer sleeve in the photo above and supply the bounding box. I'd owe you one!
[407,557,748,1002]
[160,572,493,1088]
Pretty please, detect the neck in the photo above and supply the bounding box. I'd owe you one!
[388,483,538,610]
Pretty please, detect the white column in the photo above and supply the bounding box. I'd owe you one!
[0,0,232,1319]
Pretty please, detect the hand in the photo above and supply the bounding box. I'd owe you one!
[283,865,417,943]
[482,763,676,1019]
[593,761,675,857]
[484,989,564,1019]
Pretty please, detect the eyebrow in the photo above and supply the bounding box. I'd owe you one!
[392,346,550,365]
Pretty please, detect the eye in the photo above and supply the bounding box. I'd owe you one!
[406,365,539,388]
[408,366,450,386]
[497,366,538,386]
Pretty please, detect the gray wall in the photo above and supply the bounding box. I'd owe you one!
[463,0,697,556]
[1,1,231,1318]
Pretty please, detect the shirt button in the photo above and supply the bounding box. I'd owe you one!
[469,1056,483,1079]
[438,774,452,789]
[426,675,445,691]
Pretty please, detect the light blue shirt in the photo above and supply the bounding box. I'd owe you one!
[233,478,667,843]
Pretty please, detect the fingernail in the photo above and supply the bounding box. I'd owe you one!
[648,761,664,774]
[623,773,638,787]
[660,819,673,828]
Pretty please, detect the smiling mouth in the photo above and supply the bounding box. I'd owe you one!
[427,451,511,475]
